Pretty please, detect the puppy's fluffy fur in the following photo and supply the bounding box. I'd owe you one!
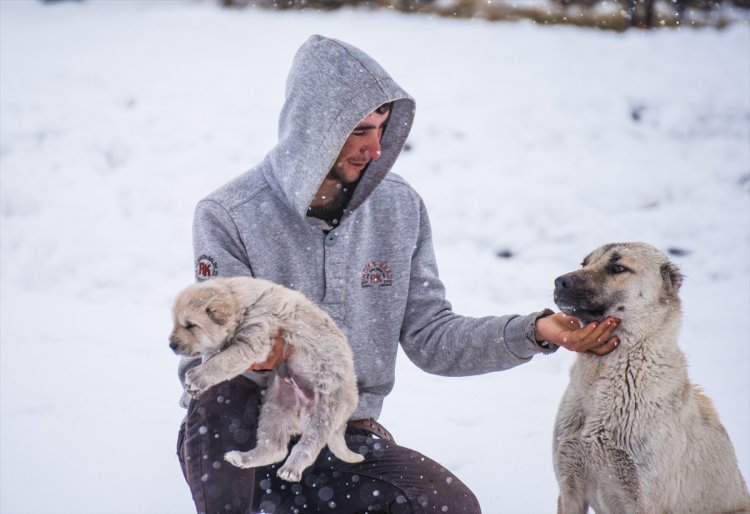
[169,276,363,482]
[552,242,750,514]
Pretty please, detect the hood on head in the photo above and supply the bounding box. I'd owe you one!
[264,35,416,221]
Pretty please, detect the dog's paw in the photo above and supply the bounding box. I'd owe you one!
[185,383,202,399]
[224,447,288,469]
[275,450,312,483]
[224,450,253,469]
[276,464,303,483]
[184,368,211,397]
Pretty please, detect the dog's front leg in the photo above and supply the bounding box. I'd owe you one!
[185,342,270,397]
[554,448,588,514]
[557,494,587,514]
[556,482,588,514]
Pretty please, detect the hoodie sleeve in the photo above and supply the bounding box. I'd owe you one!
[175,199,254,407]
[192,199,254,281]
[399,198,557,377]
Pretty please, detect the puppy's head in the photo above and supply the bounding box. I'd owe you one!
[554,242,683,326]
[169,279,240,357]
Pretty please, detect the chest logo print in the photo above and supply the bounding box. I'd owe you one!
[361,261,393,287]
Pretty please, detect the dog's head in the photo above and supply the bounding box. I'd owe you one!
[554,242,683,326]
[169,279,241,357]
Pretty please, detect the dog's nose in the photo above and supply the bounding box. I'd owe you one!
[169,339,179,352]
[555,275,573,290]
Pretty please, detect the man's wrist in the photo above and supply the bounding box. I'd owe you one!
[537,339,552,349]
[533,309,555,347]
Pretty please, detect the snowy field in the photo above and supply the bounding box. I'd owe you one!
[1,1,748,513]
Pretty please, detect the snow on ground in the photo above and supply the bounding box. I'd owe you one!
[1,1,748,513]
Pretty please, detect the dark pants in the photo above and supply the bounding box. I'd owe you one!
[177,376,482,514]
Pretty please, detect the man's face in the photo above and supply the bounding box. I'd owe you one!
[329,107,391,185]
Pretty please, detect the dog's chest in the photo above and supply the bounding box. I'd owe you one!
[569,352,660,446]
[568,348,688,479]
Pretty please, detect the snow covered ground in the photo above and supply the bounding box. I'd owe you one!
[1,1,748,513]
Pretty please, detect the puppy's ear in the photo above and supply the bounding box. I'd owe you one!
[205,295,234,325]
[660,261,683,295]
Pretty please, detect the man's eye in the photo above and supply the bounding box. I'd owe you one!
[351,130,366,136]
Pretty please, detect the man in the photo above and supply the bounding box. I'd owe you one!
[176,35,619,513]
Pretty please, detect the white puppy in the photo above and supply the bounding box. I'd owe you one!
[169,276,364,482]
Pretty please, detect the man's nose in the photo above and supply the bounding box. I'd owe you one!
[362,134,382,160]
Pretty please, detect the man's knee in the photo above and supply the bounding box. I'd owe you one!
[178,376,262,513]
[410,476,480,513]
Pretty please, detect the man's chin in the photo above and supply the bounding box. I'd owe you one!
[341,169,365,183]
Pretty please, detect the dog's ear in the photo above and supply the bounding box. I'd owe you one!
[205,295,234,325]
[660,261,683,295]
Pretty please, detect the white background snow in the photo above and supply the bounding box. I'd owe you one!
[1,1,748,513]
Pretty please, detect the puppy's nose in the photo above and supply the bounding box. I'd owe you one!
[169,339,179,352]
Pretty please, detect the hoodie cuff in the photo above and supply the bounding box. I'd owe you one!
[504,309,558,359]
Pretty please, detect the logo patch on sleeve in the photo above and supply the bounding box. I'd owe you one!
[361,261,392,287]
[195,255,218,281]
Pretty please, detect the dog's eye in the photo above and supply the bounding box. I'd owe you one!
[184,322,197,330]
[609,264,629,274]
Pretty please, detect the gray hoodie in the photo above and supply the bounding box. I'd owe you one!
[181,35,556,419]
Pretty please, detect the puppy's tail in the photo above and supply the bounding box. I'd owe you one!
[328,425,365,464]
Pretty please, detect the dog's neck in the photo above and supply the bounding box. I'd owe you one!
[591,313,686,381]
[574,316,689,400]
[617,301,682,345]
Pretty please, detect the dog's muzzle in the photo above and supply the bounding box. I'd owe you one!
[553,273,607,323]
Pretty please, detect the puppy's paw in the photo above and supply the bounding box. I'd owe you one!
[185,384,202,399]
[275,450,313,482]
[224,450,253,469]
[276,463,303,483]
[224,447,288,469]
[185,368,212,397]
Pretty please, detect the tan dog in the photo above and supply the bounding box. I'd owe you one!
[169,276,364,482]
[552,242,750,514]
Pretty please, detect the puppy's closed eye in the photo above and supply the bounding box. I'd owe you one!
[184,322,197,330]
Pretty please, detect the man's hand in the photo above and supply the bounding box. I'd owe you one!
[247,333,293,371]
[535,312,620,355]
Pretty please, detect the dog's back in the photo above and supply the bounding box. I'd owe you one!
[225,276,357,387]
[552,243,750,514]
